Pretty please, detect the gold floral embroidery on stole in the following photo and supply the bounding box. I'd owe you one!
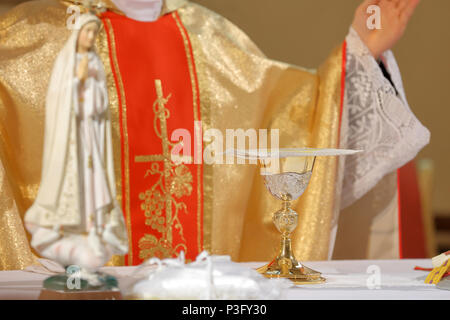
[135,80,193,260]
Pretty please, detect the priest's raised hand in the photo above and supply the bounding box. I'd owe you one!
[352,0,421,59]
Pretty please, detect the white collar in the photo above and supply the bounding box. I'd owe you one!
[111,0,164,22]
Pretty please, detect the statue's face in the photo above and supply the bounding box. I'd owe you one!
[77,21,99,53]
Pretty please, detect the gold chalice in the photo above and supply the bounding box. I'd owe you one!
[256,151,326,284]
[225,148,360,285]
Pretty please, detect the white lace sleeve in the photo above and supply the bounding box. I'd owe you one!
[341,27,430,209]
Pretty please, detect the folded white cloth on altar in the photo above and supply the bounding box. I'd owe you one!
[127,251,291,300]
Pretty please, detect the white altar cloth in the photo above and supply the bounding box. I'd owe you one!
[0,259,448,300]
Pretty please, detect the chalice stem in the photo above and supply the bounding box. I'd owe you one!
[276,201,300,274]
[279,236,296,263]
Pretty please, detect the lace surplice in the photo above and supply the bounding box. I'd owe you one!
[341,27,430,209]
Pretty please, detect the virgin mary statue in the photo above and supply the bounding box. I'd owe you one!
[24,14,128,271]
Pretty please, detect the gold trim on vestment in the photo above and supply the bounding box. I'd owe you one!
[172,12,203,254]
[178,22,213,254]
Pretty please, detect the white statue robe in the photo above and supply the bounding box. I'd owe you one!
[24,15,128,270]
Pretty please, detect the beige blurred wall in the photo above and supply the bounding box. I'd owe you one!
[0,0,19,14]
[2,0,450,214]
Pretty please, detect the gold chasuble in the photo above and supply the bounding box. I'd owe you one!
[0,0,346,269]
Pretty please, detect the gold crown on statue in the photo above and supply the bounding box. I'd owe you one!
[72,0,107,14]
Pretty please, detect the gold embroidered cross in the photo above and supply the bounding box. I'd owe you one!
[135,80,173,167]
[135,80,192,249]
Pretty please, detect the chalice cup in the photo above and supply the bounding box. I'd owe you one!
[256,154,325,284]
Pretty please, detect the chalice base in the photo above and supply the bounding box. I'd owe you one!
[256,260,326,285]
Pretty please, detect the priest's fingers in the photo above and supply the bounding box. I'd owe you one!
[359,0,381,12]
[397,0,411,12]
[365,0,381,5]
[399,0,420,24]
[390,0,402,8]
[379,0,397,14]
[378,0,395,9]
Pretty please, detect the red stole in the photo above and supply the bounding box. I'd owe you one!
[101,11,203,265]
